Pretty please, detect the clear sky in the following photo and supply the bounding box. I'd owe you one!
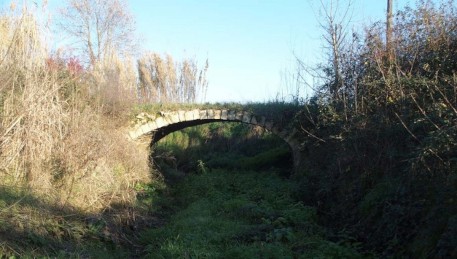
[130,0,412,103]
[1,0,414,103]
[131,0,315,102]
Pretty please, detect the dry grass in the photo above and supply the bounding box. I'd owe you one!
[52,109,150,212]
[0,2,213,215]
[0,4,161,257]
[138,52,209,103]
[0,11,65,189]
[0,6,150,213]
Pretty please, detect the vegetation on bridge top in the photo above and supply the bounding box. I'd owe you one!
[132,101,302,125]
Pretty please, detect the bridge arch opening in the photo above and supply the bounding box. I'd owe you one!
[151,121,295,178]
[129,109,301,173]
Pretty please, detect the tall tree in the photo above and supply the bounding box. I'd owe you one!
[59,0,136,66]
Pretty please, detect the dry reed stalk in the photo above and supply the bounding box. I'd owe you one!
[137,52,208,103]
[0,10,66,192]
[0,6,150,212]
[53,113,150,211]
[49,49,150,211]
[166,54,178,101]
[89,49,137,118]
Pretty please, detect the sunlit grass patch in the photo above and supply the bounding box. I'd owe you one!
[0,183,161,258]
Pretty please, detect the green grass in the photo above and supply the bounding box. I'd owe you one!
[153,122,293,176]
[140,169,363,258]
[0,116,369,258]
[144,121,366,258]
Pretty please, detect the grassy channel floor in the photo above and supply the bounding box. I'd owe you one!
[0,168,364,258]
[140,169,363,258]
[1,122,368,258]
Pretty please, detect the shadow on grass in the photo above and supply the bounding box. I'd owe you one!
[0,185,161,258]
[150,121,295,187]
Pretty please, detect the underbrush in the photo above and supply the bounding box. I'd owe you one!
[146,122,374,258]
[0,185,155,258]
[293,90,457,257]
[153,122,293,177]
[0,6,151,212]
[290,1,457,256]
[0,8,154,257]
[141,169,363,258]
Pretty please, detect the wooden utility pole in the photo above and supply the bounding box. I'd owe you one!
[386,0,393,60]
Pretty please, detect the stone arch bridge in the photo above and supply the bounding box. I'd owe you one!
[128,108,301,170]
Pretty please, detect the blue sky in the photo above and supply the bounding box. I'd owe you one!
[1,0,414,103]
[130,0,314,102]
[130,0,412,103]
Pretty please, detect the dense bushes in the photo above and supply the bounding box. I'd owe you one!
[294,0,457,257]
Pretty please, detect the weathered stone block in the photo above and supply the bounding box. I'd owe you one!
[163,113,173,124]
[259,116,267,127]
[145,113,156,120]
[207,109,215,119]
[155,117,168,128]
[250,115,258,124]
[184,110,193,121]
[227,110,236,120]
[192,109,200,120]
[136,113,145,120]
[214,109,222,119]
[199,109,208,119]
[139,123,152,134]
[265,121,274,130]
[242,111,252,123]
[235,111,243,121]
[221,110,228,120]
[167,112,180,124]
[149,121,159,131]
[128,130,138,140]
[178,110,186,121]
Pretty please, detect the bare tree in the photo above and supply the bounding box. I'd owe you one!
[59,0,137,67]
[315,0,353,100]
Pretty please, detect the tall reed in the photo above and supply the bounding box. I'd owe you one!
[0,5,150,211]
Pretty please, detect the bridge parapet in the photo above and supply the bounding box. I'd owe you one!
[128,108,279,141]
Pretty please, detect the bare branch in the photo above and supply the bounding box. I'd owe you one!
[59,0,137,67]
